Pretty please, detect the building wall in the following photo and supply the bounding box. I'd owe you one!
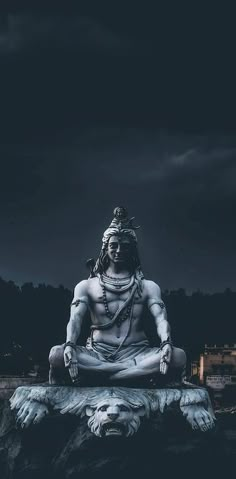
[195,345,236,389]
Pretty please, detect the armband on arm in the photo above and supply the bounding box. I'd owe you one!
[159,337,173,349]
[71,298,88,308]
[64,341,77,351]
[148,300,166,311]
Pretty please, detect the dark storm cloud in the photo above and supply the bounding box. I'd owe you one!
[0,13,132,55]
[0,12,140,144]
[0,7,236,292]
[0,129,236,292]
[1,6,236,149]
[0,157,43,211]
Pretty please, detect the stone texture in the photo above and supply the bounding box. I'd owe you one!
[10,385,215,435]
[0,397,231,479]
[0,385,231,479]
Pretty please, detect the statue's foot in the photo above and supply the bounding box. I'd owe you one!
[99,363,128,373]
[181,404,215,432]
[109,366,180,381]
[110,366,146,380]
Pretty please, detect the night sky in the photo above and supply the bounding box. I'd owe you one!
[0,3,236,293]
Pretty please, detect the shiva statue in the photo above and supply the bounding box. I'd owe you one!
[8,208,216,451]
[49,207,186,386]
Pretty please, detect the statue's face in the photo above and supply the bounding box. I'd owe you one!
[107,235,131,265]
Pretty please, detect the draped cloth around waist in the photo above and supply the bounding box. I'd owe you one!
[85,337,160,363]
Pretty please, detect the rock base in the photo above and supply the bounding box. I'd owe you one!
[0,385,230,479]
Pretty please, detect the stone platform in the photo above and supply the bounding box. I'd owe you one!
[9,384,215,435]
[0,384,230,479]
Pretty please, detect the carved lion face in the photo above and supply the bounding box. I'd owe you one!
[86,397,145,437]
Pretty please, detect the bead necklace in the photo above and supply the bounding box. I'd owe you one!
[104,272,131,281]
[100,273,135,292]
[101,283,133,327]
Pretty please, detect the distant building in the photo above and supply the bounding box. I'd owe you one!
[192,344,236,392]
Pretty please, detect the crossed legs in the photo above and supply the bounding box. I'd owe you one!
[109,347,186,380]
[48,344,186,385]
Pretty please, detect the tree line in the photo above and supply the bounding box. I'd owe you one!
[0,277,235,370]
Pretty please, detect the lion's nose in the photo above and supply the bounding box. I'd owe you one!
[107,412,119,420]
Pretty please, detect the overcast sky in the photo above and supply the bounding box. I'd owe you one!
[0,4,236,292]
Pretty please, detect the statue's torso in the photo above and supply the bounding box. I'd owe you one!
[86,277,149,346]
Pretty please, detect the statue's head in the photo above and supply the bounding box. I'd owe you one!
[106,234,133,267]
[92,207,143,276]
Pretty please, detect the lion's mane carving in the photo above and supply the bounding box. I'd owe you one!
[10,385,215,435]
[84,389,150,437]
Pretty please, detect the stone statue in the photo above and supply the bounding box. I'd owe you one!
[49,206,186,386]
[7,205,216,479]
[10,385,215,435]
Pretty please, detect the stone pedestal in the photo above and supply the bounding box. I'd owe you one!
[0,385,225,479]
[9,384,216,435]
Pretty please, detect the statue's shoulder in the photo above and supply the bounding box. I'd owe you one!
[142,279,161,298]
[74,277,99,296]
[86,276,100,293]
[73,279,89,298]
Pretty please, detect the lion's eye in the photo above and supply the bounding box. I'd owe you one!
[119,405,129,412]
[99,405,108,412]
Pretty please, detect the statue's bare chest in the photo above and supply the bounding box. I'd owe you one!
[87,279,145,318]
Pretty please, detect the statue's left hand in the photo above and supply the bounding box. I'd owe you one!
[160,344,172,374]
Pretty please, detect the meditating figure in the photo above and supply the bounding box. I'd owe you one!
[49,207,186,386]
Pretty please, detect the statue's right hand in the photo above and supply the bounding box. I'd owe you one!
[64,346,79,382]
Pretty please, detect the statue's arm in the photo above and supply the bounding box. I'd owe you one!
[146,281,172,374]
[146,281,171,343]
[64,280,89,381]
[66,280,89,345]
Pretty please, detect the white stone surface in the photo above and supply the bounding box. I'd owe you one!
[10,385,216,436]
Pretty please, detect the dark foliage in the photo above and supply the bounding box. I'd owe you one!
[0,277,235,371]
